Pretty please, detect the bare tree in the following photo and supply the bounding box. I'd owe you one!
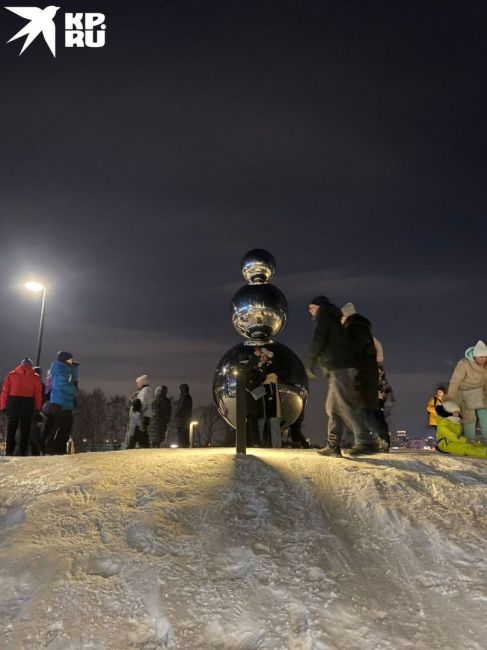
[73,388,108,451]
[195,403,228,446]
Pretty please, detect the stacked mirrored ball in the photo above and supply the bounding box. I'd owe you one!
[213,249,308,429]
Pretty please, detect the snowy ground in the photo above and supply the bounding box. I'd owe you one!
[0,449,486,650]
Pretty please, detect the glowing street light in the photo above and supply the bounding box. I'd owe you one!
[25,281,47,367]
[189,421,199,447]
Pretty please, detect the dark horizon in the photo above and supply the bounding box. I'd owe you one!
[1,0,486,441]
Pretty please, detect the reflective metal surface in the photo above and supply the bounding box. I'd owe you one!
[231,283,288,342]
[213,341,308,428]
[241,249,276,284]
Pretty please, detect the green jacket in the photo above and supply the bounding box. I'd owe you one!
[436,416,487,459]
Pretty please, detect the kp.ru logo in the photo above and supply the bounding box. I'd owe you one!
[5,5,106,57]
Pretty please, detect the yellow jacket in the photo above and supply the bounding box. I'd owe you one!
[426,396,442,426]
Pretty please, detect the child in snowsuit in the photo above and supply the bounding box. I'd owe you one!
[435,400,487,459]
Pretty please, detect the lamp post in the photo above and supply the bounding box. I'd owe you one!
[25,281,46,367]
[189,421,199,447]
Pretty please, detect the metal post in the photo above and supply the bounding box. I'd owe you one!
[235,365,247,454]
[35,287,46,367]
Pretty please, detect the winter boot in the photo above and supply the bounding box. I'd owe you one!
[317,445,342,458]
[347,442,378,456]
[376,438,390,453]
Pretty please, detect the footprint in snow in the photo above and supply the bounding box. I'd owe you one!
[66,485,93,502]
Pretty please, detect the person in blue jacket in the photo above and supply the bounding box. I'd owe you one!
[44,351,79,454]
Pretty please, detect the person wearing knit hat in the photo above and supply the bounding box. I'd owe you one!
[435,400,487,459]
[149,386,172,448]
[447,341,487,444]
[340,301,389,452]
[341,302,357,320]
[472,340,487,358]
[43,351,80,455]
[175,383,193,447]
[0,358,43,455]
[307,295,375,457]
[126,374,152,449]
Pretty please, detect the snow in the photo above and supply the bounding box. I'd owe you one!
[0,448,486,649]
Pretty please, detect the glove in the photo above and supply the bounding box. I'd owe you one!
[306,368,317,379]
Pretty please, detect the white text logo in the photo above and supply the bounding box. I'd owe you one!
[5,6,107,57]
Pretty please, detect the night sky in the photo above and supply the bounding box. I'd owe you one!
[1,0,486,442]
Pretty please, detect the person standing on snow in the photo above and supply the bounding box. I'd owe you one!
[341,302,389,451]
[256,347,282,448]
[149,385,172,447]
[174,383,193,448]
[306,296,374,457]
[126,374,152,448]
[0,358,43,456]
[44,351,79,455]
[447,340,487,443]
[29,366,46,455]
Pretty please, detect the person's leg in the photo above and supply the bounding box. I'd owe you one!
[362,408,390,446]
[326,413,344,451]
[333,369,373,446]
[19,412,33,456]
[5,414,19,455]
[475,409,487,442]
[53,410,73,455]
[462,419,476,442]
[246,413,260,446]
[138,426,150,448]
[269,418,282,448]
[177,424,190,448]
[43,412,56,454]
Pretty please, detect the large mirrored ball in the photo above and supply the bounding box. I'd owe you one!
[232,283,288,342]
[213,341,308,429]
[241,249,276,284]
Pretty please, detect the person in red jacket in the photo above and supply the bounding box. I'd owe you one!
[0,358,43,455]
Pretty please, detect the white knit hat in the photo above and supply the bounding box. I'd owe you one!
[443,400,460,414]
[341,302,357,319]
[472,340,487,357]
[136,374,149,385]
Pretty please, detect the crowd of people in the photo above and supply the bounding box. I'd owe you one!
[0,353,194,455]
[1,300,487,459]
[306,296,392,457]
[425,339,487,459]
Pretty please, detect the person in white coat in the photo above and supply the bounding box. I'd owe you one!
[447,340,487,443]
[125,374,152,448]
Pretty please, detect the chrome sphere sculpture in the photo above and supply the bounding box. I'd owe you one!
[241,248,276,284]
[213,249,308,429]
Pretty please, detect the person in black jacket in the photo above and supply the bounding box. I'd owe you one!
[341,302,389,451]
[256,347,282,447]
[175,384,193,448]
[149,385,172,447]
[307,296,374,456]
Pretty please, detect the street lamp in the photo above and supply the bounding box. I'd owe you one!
[25,281,47,367]
[189,421,199,447]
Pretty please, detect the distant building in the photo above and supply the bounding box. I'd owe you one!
[391,430,409,448]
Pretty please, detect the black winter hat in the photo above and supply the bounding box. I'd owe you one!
[309,296,330,307]
[57,351,73,363]
[179,383,190,393]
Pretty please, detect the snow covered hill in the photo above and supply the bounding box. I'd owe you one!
[0,449,486,650]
